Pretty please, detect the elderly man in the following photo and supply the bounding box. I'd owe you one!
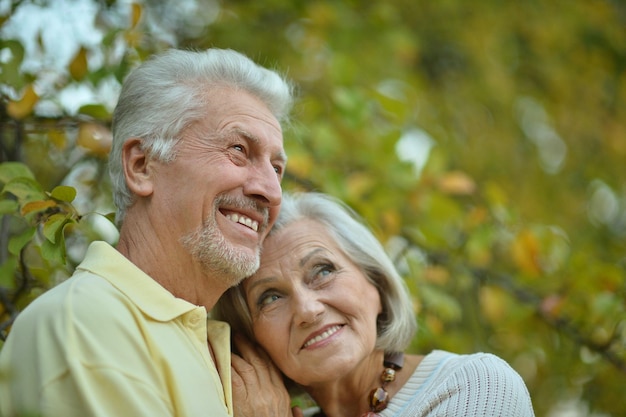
[0,48,298,417]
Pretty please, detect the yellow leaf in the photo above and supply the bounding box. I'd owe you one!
[21,200,57,216]
[124,30,143,48]
[77,122,113,157]
[285,152,313,179]
[423,265,450,285]
[6,84,39,120]
[437,171,476,195]
[346,172,373,200]
[511,229,541,276]
[380,208,401,236]
[48,129,67,149]
[69,47,88,80]
[424,314,444,335]
[130,3,143,29]
[479,286,507,324]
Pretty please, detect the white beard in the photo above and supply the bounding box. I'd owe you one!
[180,196,266,287]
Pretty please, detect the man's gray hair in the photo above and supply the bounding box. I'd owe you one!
[109,48,294,224]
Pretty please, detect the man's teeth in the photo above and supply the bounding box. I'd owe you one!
[226,214,259,232]
[303,325,342,348]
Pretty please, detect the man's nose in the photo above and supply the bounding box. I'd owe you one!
[244,161,282,207]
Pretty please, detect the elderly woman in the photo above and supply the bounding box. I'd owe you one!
[214,192,535,417]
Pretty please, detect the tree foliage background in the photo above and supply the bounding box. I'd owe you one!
[1,1,625,416]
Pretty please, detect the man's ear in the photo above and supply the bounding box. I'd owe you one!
[122,138,154,197]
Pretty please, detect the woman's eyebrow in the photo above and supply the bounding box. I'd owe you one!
[299,248,328,267]
[245,276,277,297]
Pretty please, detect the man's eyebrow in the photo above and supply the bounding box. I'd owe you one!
[276,149,288,164]
[231,128,288,163]
[230,127,256,143]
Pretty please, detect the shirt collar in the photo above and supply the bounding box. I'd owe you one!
[76,241,203,321]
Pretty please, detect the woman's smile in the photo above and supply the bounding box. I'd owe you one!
[301,324,345,349]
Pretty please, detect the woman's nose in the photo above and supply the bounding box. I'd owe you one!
[293,289,324,327]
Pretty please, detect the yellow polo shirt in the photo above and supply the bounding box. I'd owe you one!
[0,241,233,417]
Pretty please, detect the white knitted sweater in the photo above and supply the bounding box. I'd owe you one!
[304,350,535,417]
[379,350,535,417]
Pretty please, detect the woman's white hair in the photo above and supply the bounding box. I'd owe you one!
[109,48,294,225]
[214,192,417,354]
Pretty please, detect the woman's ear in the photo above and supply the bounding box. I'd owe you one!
[122,138,154,197]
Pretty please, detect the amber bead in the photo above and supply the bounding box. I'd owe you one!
[369,387,389,412]
[381,367,396,383]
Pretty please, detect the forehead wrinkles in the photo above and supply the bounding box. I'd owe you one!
[186,86,282,139]
[263,222,337,263]
[260,244,334,282]
[213,90,283,135]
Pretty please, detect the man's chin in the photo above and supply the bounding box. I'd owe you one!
[204,247,260,286]
[181,222,261,284]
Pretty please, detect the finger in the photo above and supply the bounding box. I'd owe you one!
[292,406,304,417]
[233,332,270,364]
[264,356,286,386]
[231,353,260,387]
[233,333,276,379]
[231,364,246,395]
[232,358,294,417]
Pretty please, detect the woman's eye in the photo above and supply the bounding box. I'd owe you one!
[314,264,334,279]
[258,293,280,307]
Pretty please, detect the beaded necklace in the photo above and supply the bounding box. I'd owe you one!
[315,352,404,417]
[361,352,404,417]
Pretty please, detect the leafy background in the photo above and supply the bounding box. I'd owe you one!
[1,1,625,416]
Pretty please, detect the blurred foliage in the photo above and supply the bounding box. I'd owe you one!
[1,0,625,416]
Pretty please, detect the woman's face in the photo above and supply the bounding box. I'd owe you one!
[242,219,382,386]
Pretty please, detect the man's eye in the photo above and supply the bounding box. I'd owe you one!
[233,144,245,152]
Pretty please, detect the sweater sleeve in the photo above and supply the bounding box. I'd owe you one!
[393,352,535,417]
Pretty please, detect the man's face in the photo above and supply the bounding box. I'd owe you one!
[150,86,286,286]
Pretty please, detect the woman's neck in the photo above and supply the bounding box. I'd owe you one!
[305,352,423,417]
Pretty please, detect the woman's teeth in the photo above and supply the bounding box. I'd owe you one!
[303,325,342,348]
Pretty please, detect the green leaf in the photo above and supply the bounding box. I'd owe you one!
[0,258,18,287]
[1,177,46,204]
[0,39,26,90]
[104,211,117,224]
[8,227,36,256]
[420,284,463,322]
[50,185,77,203]
[78,104,111,120]
[40,235,67,265]
[42,213,70,244]
[29,266,53,287]
[0,162,35,184]
[0,199,19,215]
